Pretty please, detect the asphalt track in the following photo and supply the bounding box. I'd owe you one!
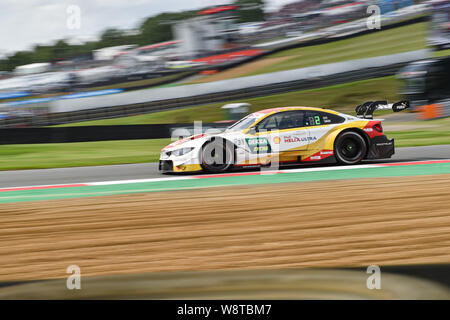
[0,144,449,188]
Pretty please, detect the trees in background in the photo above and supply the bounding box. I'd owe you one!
[235,0,265,23]
[0,1,266,71]
[139,11,198,46]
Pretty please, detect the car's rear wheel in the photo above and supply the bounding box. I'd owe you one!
[334,131,367,165]
[201,138,234,173]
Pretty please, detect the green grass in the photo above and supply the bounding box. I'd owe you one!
[0,139,171,170]
[57,76,402,126]
[1,115,449,171]
[1,118,449,171]
[386,117,450,147]
[433,49,450,58]
[388,130,450,147]
[242,22,428,77]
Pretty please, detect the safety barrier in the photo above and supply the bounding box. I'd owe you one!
[0,122,230,144]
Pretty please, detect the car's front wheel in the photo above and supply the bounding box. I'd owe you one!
[201,138,235,173]
[334,131,367,165]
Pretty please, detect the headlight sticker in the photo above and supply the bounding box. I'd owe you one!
[173,147,194,157]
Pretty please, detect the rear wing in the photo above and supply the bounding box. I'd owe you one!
[355,100,410,119]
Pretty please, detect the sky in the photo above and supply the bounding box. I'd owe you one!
[0,0,298,56]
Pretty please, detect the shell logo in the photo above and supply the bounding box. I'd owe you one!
[273,136,280,144]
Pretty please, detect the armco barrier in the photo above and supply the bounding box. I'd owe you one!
[0,123,230,144]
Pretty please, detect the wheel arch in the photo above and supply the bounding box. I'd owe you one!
[199,136,238,164]
[332,127,370,158]
[200,136,237,150]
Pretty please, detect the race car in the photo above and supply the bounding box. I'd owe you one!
[159,100,409,173]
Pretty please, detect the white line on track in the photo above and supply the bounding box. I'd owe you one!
[87,176,194,186]
[254,164,380,175]
[1,159,449,192]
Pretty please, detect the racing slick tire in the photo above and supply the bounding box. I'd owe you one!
[334,131,367,165]
[201,138,235,173]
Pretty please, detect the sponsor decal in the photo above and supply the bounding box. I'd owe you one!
[363,128,374,132]
[304,150,334,162]
[323,115,332,124]
[376,142,393,146]
[392,102,408,112]
[273,136,281,144]
[284,136,301,143]
[246,137,271,154]
[284,135,317,143]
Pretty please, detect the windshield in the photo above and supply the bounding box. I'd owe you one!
[226,114,258,132]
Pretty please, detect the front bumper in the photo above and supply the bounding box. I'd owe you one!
[159,160,203,173]
[366,135,395,159]
[159,160,174,172]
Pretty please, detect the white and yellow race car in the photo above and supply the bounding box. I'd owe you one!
[159,101,409,173]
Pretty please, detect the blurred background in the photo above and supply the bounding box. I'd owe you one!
[1,1,450,300]
[0,0,447,129]
[1,0,449,169]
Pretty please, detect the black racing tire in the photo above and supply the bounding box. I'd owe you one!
[334,131,367,165]
[200,138,235,173]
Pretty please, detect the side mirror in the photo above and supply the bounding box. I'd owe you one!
[248,126,257,134]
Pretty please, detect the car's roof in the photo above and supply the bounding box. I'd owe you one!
[254,106,340,115]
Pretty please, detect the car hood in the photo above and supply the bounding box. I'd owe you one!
[161,129,241,152]
[162,133,210,151]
